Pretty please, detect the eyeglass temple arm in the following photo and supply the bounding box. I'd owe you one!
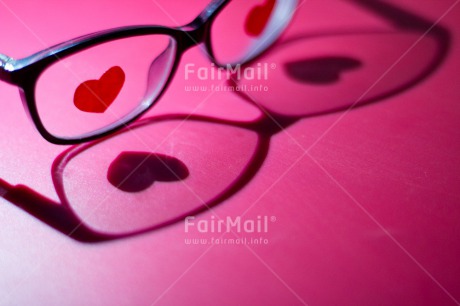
[0,53,14,84]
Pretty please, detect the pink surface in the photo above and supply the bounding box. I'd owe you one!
[1,0,460,305]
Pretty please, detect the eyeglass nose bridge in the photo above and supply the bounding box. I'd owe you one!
[175,24,208,51]
[175,0,229,50]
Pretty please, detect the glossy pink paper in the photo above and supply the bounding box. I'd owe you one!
[0,0,459,305]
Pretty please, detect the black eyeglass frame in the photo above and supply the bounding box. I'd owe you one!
[0,0,294,144]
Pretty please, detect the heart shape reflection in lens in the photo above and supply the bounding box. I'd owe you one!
[74,66,125,113]
[107,151,189,193]
[245,0,276,37]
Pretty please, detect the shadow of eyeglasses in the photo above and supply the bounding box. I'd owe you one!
[0,0,451,242]
[232,0,450,117]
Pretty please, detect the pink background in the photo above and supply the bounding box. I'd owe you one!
[0,0,459,305]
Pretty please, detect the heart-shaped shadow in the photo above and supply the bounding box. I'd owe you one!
[284,56,362,85]
[245,0,276,37]
[107,151,189,193]
[74,66,125,113]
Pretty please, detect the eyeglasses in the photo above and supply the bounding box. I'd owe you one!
[0,0,298,144]
[0,0,449,242]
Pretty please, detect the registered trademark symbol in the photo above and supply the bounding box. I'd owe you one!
[270,216,277,222]
[270,63,277,70]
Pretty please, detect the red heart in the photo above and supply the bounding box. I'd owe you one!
[245,0,276,37]
[73,66,125,113]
